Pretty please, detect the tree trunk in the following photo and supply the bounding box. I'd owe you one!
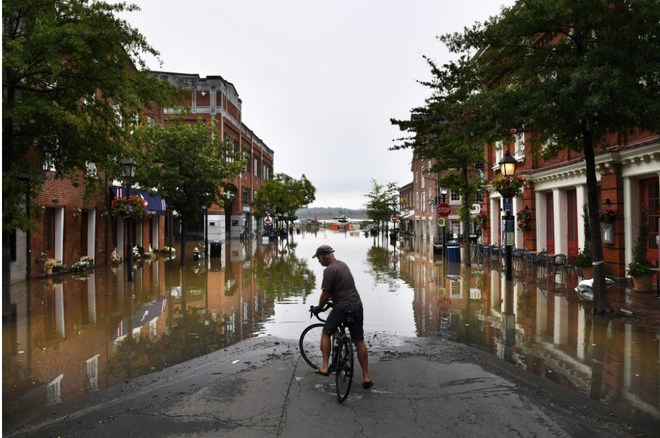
[582,122,611,313]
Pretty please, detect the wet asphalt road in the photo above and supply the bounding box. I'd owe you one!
[5,334,657,438]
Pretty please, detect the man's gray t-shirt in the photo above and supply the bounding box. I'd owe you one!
[322,260,362,308]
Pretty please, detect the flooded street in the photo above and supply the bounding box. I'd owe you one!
[3,228,660,427]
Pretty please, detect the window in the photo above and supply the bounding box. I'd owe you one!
[421,192,426,212]
[421,167,425,188]
[494,141,503,168]
[85,162,97,178]
[242,187,250,205]
[225,135,237,163]
[514,129,525,159]
[263,164,271,180]
[243,147,251,173]
[253,157,261,177]
[451,192,460,202]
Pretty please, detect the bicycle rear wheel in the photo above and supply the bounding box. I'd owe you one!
[299,323,325,370]
[335,337,354,403]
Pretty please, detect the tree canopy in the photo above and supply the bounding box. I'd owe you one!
[364,179,399,227]
[391,56,489,265]
[2,0,177,233]
[136,117,245,226]
[395,0,660,310]
[251,173,316,228]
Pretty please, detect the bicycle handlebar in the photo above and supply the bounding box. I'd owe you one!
[309,302,333,322]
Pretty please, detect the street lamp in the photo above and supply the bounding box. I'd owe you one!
[121,157,137,282]
[498,150,517,281]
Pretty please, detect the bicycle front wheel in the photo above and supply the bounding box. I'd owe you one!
[299,323,325,370]
[335,337,354,403]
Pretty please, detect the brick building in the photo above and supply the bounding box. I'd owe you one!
[10,72,275,283]
[152,72,275,240]
[482,130,660,280]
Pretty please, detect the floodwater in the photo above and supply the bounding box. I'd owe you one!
[3,228,660,426]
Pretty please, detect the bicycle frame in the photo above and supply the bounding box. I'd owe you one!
[300,303,354,402]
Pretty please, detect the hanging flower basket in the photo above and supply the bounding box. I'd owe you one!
[490,173,527,198]
[476,211,488,229]
[516,208,532,232]
[111,195,147,221]
[598,209,617,230]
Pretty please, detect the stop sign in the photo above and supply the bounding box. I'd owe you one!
[264,217,272,226]
[391,215,398,223]
[437,203,451,217]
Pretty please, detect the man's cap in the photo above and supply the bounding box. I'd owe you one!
[312,245,335,258]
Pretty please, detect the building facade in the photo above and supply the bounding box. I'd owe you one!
[10,72,275,283]
[153,72,275,240]
[482,130,660,280]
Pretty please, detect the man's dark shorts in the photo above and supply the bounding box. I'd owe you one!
[323,303,364,341]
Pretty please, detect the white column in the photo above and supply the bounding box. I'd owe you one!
[514,195,523,248]
[576,184,587,251]
[535,190,547,251]
[624,177,635,267]
[55,207,64,260]
[151,215,159,250]
[490,196,500,244]
[554,188,567,254]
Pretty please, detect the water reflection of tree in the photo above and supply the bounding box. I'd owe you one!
[364,246,398,292]
[253,249,316,301]
[107,307,230,379]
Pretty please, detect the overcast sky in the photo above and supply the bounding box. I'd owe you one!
[119,0,514,210]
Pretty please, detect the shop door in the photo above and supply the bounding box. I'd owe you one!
[546,192,554,253]
[567,189,578,257]
[640,178,659,266]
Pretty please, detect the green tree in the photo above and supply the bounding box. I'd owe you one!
[3,0,177,317]
[137,117,245,264]
[391,56,488,266]
[364,179,399,233]
[252,173,316,235]
[440,0,660,312]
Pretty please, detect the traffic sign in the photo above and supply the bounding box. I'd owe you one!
[264,217,272,226]
[391,215,398,223]
[437,203,451,217]
[438,217,446,227]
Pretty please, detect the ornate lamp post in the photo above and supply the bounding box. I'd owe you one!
[121,157,137,282]
[498,150,517,281]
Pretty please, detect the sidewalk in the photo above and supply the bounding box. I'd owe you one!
[5,334,658,438]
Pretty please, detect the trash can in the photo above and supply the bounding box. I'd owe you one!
[269,232,275,243]
[209,241,222,258]
[447,241,461,263]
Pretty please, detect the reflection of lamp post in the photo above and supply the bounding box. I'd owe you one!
[121,158,137,282]
[498,150,517,281]
[390,201,398,247]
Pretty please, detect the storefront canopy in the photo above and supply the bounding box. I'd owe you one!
[111,187,167,216]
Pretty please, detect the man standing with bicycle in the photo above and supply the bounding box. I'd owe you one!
[312,245,373,389]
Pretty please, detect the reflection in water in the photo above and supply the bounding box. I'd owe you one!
[3,231,659,426]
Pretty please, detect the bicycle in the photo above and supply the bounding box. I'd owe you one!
[299,303,354,403]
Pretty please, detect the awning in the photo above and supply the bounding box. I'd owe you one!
[110,187,167,216]
[401,212,415,220]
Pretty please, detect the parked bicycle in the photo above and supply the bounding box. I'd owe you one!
[299,302,354,403]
